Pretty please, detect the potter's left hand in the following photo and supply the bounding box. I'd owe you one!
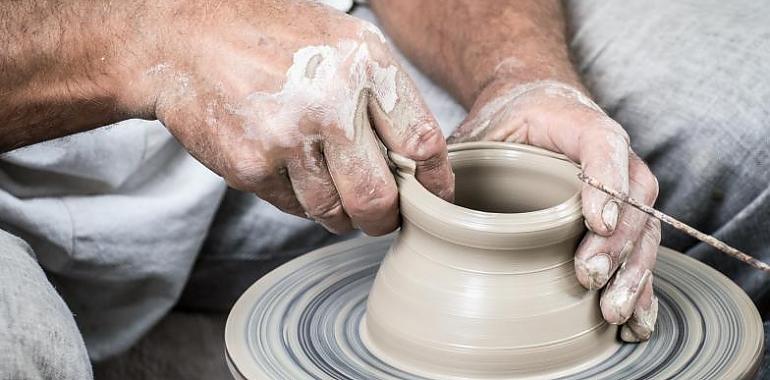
[448,79,661,342]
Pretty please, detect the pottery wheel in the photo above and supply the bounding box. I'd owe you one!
[225,235,763,379]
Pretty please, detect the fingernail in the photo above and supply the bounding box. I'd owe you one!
[602,200,620,232]
[620,325,641,343]
[585,254,611,290]
[584,219,593,232]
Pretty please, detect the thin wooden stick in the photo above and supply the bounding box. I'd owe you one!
[578,172,770,273]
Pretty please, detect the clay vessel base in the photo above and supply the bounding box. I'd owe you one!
[225,236,763,379]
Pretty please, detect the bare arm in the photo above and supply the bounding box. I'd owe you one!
[0,2,145,151]
[0,0,454,236]
[370,0,582,107]
[373,0,662,342]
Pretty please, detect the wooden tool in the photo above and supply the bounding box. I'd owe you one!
[578,172,770,273]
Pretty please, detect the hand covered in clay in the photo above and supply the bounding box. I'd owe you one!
[122,0,453,235]
[449,79,661,342]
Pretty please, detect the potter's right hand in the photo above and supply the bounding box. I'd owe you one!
[116,0,454,236]
[449,79,661,342]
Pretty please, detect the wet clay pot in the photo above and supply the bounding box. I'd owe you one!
[361,142,620,379]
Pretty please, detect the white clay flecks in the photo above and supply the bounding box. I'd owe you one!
[542,82,602,112]
[452,80,603,143]
[146,63,172,75]
[205,101,218,128]
[601,268,652,324]
[234,38,399,145]
[370,63,399,113]
[605,131,630,186]
[492,57,525,77]
[620,294,659,342]
[146,63,196,101]
[601,200,621,232]
[618,240,634,265]
[580,253,612,290]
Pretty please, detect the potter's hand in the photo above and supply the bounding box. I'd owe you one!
[449,80,661,342]
[122,1,453,235]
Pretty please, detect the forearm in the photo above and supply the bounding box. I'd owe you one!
[0,1,147,152]
[370,0,583,108]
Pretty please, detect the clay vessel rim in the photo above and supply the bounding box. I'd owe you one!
[389,142,583,235]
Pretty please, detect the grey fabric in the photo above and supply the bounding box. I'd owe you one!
[179,189,351,312]
[566,0,770,316]
[0,229,92,379]
[0,121,227,361]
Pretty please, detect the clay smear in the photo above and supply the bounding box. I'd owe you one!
[146,63,197,102]
[454,80,603,143]
[234,36,399,145]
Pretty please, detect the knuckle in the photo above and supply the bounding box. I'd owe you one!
[352,19,386,41]
[307,196,345,221]
[633,163,660,205]
[609,128,631,147]
[272,195,303,215]
[596,117,631,142]
[345,186,398,219]
[225,155,275,191]
[403,120,446,162]
[583,112,623,134]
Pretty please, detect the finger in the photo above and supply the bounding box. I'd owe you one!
[575,153,659,290]
[286,140,353,234]
[620,279,659,342]
[446,102,509,144]
[323,95,399,236]
[577,124,630,236]
[367,67,454,202]
[524,109,631,236]
[221,147,306,217]
[228,165,305,218]
[600,217,661,324]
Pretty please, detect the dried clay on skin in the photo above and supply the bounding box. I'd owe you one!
[146,63,197,103]
[454,80,603,143]
[233,40,397,144]
[601,268,652,324]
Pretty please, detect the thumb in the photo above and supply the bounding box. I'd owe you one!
[366,65,454,202]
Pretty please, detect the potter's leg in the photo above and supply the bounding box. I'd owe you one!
[0,229,92,380]
[566,1,770,313]
[178,189,353,311]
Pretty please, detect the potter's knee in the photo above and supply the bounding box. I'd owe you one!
[0,319,92,380]
[0,232,93,380]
